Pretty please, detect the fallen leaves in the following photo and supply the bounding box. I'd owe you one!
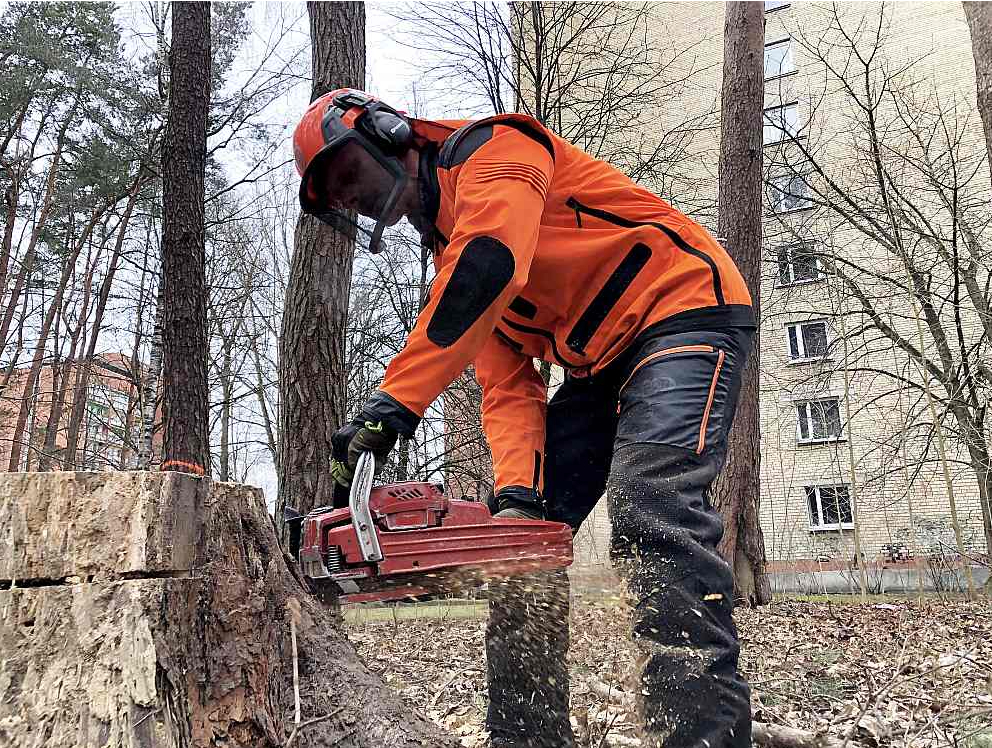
[346,595,992,747]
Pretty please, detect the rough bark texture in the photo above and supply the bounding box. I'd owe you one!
[712,1,771,607]
[160,1,211,476]
[0,471,454,748]
[277,2,365,536]
[963,2,992,561]
[964,3,992,187]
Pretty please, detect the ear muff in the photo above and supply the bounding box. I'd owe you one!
[367,108,413,152]
[330,89,412,154]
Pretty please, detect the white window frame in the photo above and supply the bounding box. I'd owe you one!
[768,172,811,213]
[805,484,854,531]
[786,320,831,362]
[764,37,796,80]
[763,102,799,145]
[776,242,822,286]
[796,398,843,443]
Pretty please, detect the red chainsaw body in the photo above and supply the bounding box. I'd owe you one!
[298,481,573,603]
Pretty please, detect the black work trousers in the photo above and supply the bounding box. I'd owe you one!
[486,327,754,748]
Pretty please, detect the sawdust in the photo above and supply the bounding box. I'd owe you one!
[347,594,992,747]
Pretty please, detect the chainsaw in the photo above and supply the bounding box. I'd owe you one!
[285,452,573,604]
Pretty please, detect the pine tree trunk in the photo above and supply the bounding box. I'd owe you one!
[964,3,992,185]
[160,1,211,476]
[711,0,771,607]
[276,2,365,536]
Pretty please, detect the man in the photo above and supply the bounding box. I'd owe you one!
[293,88,754,748]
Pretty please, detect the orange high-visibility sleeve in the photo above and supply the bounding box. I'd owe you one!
[379,128,554,417]
[473,333,547,494]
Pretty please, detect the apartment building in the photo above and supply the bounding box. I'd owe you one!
[0,353,156,472]
[567,1,991,586]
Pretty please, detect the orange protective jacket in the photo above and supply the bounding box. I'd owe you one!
[378,114,754,494]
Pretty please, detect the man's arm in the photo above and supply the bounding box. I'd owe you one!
[473,333,547,497]
[369,127,554,436]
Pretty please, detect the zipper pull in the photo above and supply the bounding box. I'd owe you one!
[566,197,582,228]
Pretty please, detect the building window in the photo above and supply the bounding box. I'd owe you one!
[796,398,842,443]
[787,321,829,361]
[763,102,799,144]
[768,173,811,213]
[765,38,796,79]
[806,485,853,530]
[777,243,822,285]
[765,1,790,11]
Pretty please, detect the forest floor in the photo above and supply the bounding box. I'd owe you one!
[347,594,992,748]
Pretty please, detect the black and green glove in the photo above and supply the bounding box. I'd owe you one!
[330,391,420,488]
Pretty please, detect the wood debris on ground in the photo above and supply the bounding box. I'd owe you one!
[347,596,992,747]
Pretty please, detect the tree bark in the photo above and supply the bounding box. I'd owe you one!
[964,3,992,186]
[277,2,365,536]
[712,1,771,606]
[160,1,211,476]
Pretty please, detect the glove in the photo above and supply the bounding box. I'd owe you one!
[487,486,546,520]
[330,418,397,487]
[330,391,420,488]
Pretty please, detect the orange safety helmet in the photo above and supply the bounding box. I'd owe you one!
[293,88,414,253]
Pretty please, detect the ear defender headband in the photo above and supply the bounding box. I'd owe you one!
[302,89,414,254]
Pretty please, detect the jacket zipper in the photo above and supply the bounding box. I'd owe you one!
[565,196,725,306]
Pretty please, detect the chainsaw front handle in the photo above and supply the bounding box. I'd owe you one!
[350,451,384,563]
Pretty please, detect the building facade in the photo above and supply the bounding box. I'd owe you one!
[567,1,991,588]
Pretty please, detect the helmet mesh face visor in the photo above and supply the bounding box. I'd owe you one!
[313,140,395,221]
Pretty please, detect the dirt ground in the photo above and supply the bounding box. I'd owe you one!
[347,595,992,747]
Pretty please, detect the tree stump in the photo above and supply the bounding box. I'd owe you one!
[0,471,454,748]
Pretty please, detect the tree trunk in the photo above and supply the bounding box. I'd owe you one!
[277,1,365,537]
[0,471,454,748]
[140,300,164,470]
[37,257,96,470]
[0,95,80,356]
[219,343,233,482]
[160,1,211,476]
[964,3,992,186]
[712,0,771,606]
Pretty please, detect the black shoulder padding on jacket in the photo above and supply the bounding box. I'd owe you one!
[438,117,555,169]
[438,124,493,168]
[426,236,515,348]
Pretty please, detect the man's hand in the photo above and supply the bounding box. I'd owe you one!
[330,418,398,487]
[329,391,421,488]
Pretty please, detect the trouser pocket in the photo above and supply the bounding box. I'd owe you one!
[617,337,731,454]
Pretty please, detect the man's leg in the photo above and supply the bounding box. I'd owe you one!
[607,328,753,748]
[486,376,619,747]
